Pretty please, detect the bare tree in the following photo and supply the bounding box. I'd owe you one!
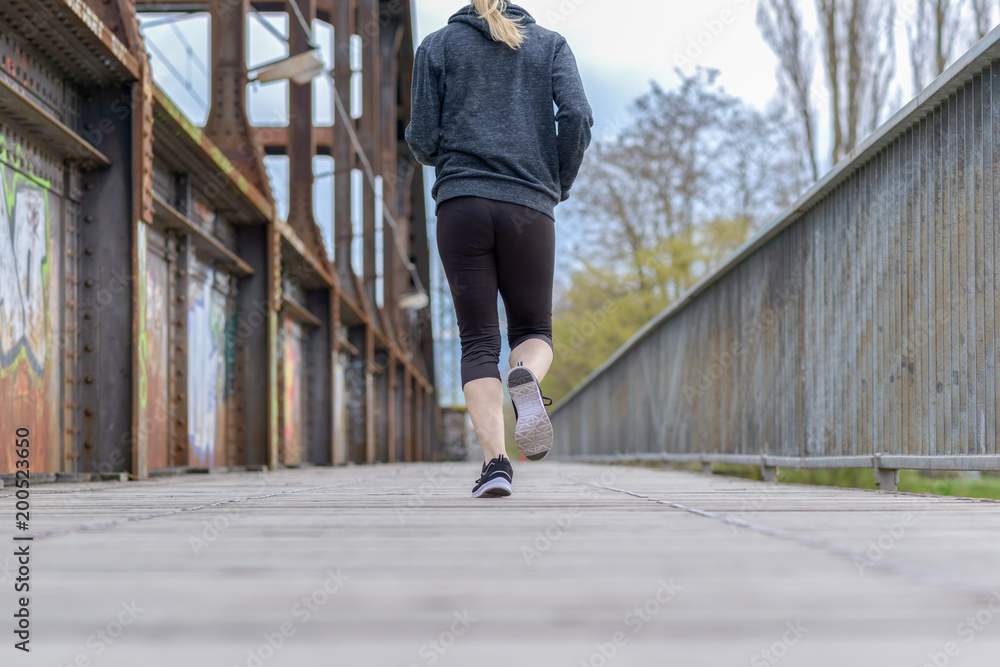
[757,0,820,181]
[817,0,897,164]
[759,0,897,173]
[908,0,961,94]
[566,69,801,297]
[970,0,997,39]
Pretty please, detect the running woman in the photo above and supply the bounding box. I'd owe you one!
[405,0,593,498]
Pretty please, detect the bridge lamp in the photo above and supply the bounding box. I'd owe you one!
[398,290,429,311]
[251,48,325,84]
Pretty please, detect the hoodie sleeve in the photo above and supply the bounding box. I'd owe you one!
[552,37,593,202]
[405,41,444,167]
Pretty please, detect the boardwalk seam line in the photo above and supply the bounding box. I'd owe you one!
[559,471,998,603]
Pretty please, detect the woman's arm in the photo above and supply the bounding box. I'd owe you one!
[552,37,593,201]
[405,42,444,166]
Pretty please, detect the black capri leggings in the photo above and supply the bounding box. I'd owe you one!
[436,195,555,387]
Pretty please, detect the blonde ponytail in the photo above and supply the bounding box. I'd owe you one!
[471,0,526,50]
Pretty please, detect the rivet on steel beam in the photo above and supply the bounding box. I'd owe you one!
[84,122,95,131]
[176,343,186,352]
[84,278,94,287]
[85,183,94,191]
[84,215,94,223]
[84,343,94,352]
[83,311,94,320]
[84,407,94,416]
[84,375,94,384]
[84,246,94,255]
[83,441,93,449]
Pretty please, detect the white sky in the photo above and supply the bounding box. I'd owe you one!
[414,0,782,144]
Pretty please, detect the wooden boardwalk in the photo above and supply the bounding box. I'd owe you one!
[8,462,1000,666]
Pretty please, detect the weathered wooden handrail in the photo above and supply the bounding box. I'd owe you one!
[551,26,1000,491]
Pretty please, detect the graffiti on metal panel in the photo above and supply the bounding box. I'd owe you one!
[187,268,226,467]
[0,164,49,375]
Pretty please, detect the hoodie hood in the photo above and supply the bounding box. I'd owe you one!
[447,2,536,35]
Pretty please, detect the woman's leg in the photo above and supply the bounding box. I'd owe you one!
[462,378,505,463]
[494,203,557,384]
[435,197,506,463]
[509,338,553,383]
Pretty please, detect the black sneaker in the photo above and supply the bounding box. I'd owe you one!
[471,453,513,498]
[506,362,554,461]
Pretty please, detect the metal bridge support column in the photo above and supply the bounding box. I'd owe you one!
[330,290,343,466]
[387,353,398,462]
[365,327,376,463]
[77,86,142,478]
[306,291,332,464]
[333,0,356,286]
[234,226,274,469]
[359,0,382,313]
[402,366,413,462]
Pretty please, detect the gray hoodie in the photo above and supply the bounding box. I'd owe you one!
[404,2,593,221]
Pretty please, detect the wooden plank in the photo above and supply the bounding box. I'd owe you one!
[948,93,960,457]
[990,62,1000,455]
[15,463,1000,664]
[899,130,920,454]
[972,74,987,455]
[931,104,951,454]
[954,86,976,454]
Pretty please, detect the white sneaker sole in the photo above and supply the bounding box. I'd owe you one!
[507,366,553,461]
[472,476,511,498]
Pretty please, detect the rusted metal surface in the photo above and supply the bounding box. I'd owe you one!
[0,141,62,474]
[0,0,437,475]
[143,227,172,470]
[279,315,305,465]
[203,0,272,201]
[553,31,1000,477]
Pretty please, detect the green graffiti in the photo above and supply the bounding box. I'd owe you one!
[0,158,51,378]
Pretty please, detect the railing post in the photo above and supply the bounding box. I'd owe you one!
[874,453,899,491]
[760,455,778,483]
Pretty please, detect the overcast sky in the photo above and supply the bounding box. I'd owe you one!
[414,0,781,145]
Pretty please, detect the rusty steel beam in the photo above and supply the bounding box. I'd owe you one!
[261,125,335,153]
[204,0,273,202]
[365,325,375,464]
[387,353,397,462]
[358,0,380,318]
[380,15,403,341]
